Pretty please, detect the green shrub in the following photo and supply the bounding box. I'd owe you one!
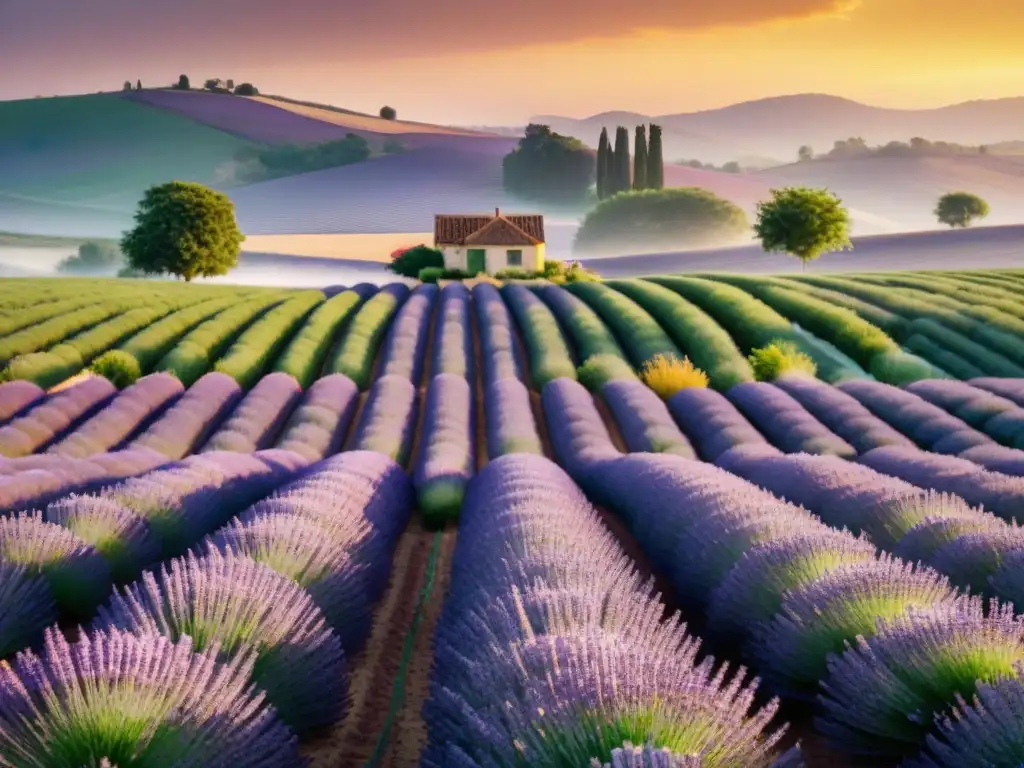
[502,284,577,389]
[418,267,445,283]
[391,245,443,278]
[904,335,984,380]
[907,318,1024,378]
[533,284,625,364]
[641,354,709,398]
[868,351,941,385]
[576,354,637,391]
[214,291,324,389]
[327,286,409,389]
[273,290,364,388]
[749,341,817,382]
[91,350,143,388]
[564,282,680,368]
[608,279,753,390]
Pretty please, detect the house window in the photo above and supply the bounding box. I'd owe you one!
[506,249,523,267]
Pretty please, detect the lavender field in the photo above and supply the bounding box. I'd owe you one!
[4,269,1024,766]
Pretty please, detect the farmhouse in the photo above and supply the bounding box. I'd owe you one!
[434,209,545,275]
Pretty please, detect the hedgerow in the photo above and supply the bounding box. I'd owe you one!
[214,290,324,389]
[607,278,753,390]
[532,283,626,366]
[327,284,410,389]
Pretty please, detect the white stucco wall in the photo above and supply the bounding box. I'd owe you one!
[440,244,540,274]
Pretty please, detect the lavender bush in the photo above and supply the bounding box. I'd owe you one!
[774,375,916,452]
[0,561,58,657]
[541,378,621,488]
[969,377,1024,407]
[906,379,1019,431]
[0,627,301,766]
[727,381,857,457]
[431,282,474,382]
[666,387,775,462]
[129,371,243,459]
[95,549,346,734]
[0,380,44,424]
[48,373,183,458]
[484,378,543,459]
[474,283,523,386]
[200,372,302,453]
[414,373,474,524]
[0,376,117,457]
[351,373,418,465]
[377,283,436,384]
[602,379,695,458]
[274,373,359,461]
[958,444,1024,476]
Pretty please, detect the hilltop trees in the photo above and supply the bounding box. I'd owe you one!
[226,79,235,91]
[123,81,132,92]
[574,187,749,257]
[502,124,594,204]
[798,145,814,161]
[121,182,243,282]
[935,191,990,228]
[379,106,397,120]
[596,123,663,199]
[57,241,123,275]
[233,83,259,96]
[175,74,190,90]
[754,186,852,269]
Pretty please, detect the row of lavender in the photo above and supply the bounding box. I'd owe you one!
[542,375,1024,765]
[0,449,413,764]
[421,453,801,767]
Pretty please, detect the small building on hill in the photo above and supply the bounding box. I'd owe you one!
[434,209,545,275]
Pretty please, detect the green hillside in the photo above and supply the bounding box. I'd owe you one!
[0,93,258,209]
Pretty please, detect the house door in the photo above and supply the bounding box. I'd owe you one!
[467,249,486,274]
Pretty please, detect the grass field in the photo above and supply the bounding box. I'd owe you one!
[5,270,1024,766]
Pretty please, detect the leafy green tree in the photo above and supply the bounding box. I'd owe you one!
[388,245,444,277]
[633,125,648,190]
[935,191,990,228]
[176,74,190,90]
[123,81,132,92]
[613,126,631,195]
[502,124,594,204]
[596,127,610,200]
[120,182,243,282]
[204,78,222,91]
[721,161,741,173]
[798,145,814,161]
[573,188,750,257]
[233,83,259,96]
[379,106,397,120]
[754,186,852,269]
[646,124,664,189]
[57,241,122,275]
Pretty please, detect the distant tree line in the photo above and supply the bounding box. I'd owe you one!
[799,136,999,162]
[675,158,744,173]
[230,133,376,183]
[170,74,259,96]
[595,124,664,199]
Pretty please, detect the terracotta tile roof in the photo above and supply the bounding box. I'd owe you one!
[435,209,544,245]
[463,216,540,247]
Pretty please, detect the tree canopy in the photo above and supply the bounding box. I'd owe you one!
[231,133,371,183]
[233,82,259,96]
[502,124,594,204]
[175,74,190,90]
[120,182,243,282]
[573,187,749,257]
[57,241,123,275]
[754,186,852,267]
[388,245,444,277]
[379,106,397,120]
[935,191,990,228]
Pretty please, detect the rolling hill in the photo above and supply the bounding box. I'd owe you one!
[533,94,1024,164]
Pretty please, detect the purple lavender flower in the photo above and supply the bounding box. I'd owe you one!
[753,555,959,696]
[351,373,418,465]
[602,379,695,458]
[0,512,111,620]
[928,525,1024,595]
[200,372,302,454]
[129,371,243,459]
[0,626,301,766]
[541,378,621,485]
[274,373,359,461]
[95,549,346,734]
[774,374,916,453]
[414,373,474,524]
[906,379,1019,430]
[0,380,44,424]
[431,282,474,383]
[377,283,436,384]
[958,444,1024,476]
[894,495,1007,566]
[666,387,775,462]
[47,373,184,458]
[727,382,856,458]
[969,377,1024,407]
[818,596,1024,756]
[484,378,543,459]
[45,494,160,583]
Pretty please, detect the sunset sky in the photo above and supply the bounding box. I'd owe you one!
[4,0,1023,124]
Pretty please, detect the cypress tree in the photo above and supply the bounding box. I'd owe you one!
[613,126,631,195]
[647,124,664,189]
[633,125,648,190]
[596,127,610,199]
